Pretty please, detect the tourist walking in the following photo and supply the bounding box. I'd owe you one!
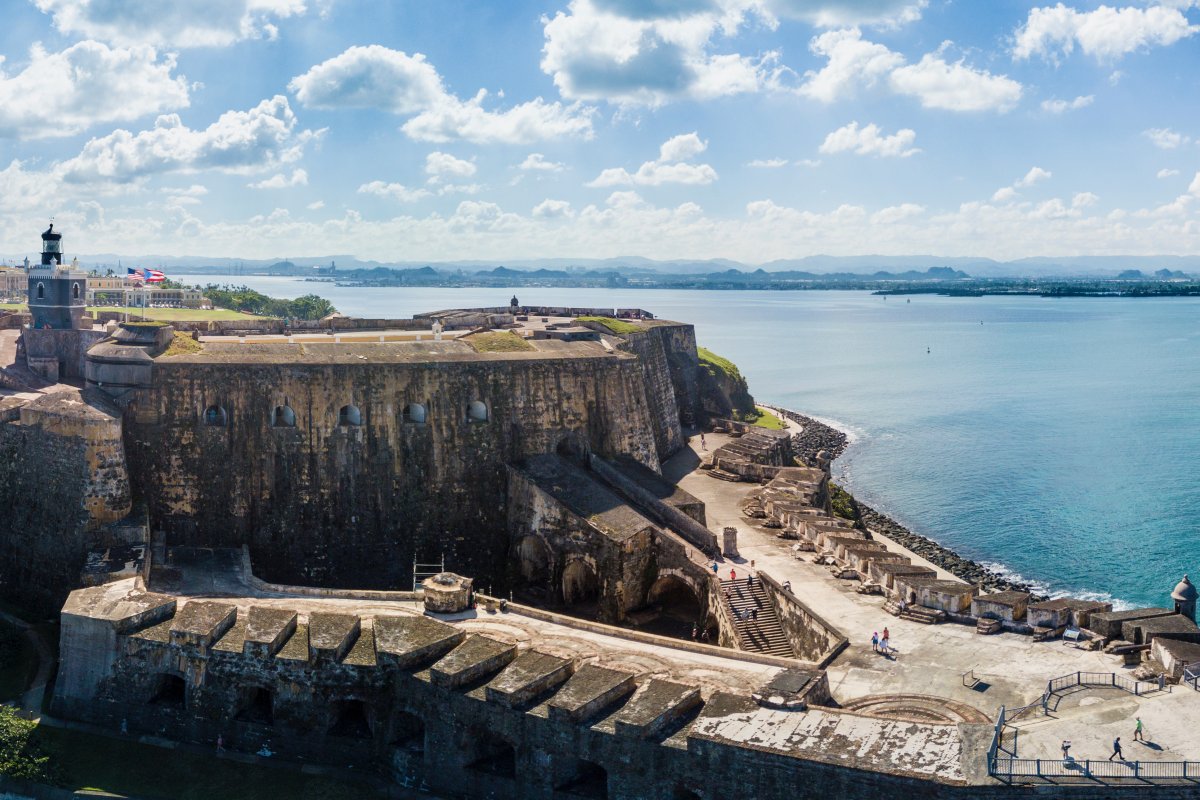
[883,626,890,642]
[730,569,737,582]
[700,433,706,450]
[1134,718,1144,742]
[871,632,879,652]
[712,562,719,574]
[1061,740,1071,761]
[1109,737,1124,761]
[880,634,890,655]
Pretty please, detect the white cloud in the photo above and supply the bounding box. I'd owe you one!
[991,186,1018,203]
[871,203,925,224]
[1072,191,1099,208]
[1013,4,1199,62]
[798,29,1021,112]
[519,153,565,172]
[747,158,789,167]
[1144,127,1190,149]
[249,168,308,189]
[357,181,431,202]
[1158,168,1180,178]
[167,184,208,197]
[796,158,822,168]
[291,45,594,143]
[437,183,483,196]
[889,51,1022,112]
[306,200,325,210]
[763,0,927,28]
[532,198,574,218]
[1041,94,1093,113]
[1016,166,1052,188]
[1190,172,1200,195]
[540,0,780,106]
[819,121,920,157]
[798,28,904,102]
[587,132,718,186]
[34,0,306,48]
[59,95,317,184]
[425,152,477,179]
[0,41,189,139]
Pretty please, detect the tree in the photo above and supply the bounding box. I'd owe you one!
[0,705,53,781]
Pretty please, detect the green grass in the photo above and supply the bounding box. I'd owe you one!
[463,330,534,353]
[696,346,744,383]
[161,331,205,357]
[0,621,36,702]
[742,407,785,430]
[0,304,267,321]
[574,316,642,335]
[30,724,383,800]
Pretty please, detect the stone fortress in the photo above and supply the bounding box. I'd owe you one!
[4,225,1200,799]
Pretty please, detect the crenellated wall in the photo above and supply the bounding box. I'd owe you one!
[122,350,661,591]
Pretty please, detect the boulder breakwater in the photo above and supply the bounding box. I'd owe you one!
[776,407,1043,598]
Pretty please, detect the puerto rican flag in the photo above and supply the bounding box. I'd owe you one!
[126,267,166,283]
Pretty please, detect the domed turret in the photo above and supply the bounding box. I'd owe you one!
[1172,574,1197,622]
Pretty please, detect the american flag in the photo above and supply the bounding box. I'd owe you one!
[126,267,166,283]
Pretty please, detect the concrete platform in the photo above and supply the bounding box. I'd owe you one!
[307,612,360,663]
[485,650,574,708]
[430,635,517,689]
[612,679,701,739]
[547,664,637,722]
[242,606,297,657]
[374,614,465,669]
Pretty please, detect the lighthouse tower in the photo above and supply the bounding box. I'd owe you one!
[27,223,87,330]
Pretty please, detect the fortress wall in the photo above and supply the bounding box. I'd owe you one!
[758,570,849,666]
[0,392,130,612]
[616,327,686,459]
[123,355,659,590]
[22,328,106,380]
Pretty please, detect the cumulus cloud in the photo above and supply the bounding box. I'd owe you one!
[59,95,317,184]
[587,132,718,186]
[1144,127,1190,149]
[0,41,189,139]
[889,51,1022,112]
[1072,191,1099,208]
[747,158,789,167]
[306,200,325,210]
[34,0,306,48]
[991,186,1018,203]
[1190,172,1200,195]
[249,168,308,188]
[591,0,928,28]
[819,122,919,157]
[1013,4,1199,62]
[357,181,431,202]
[519,153,565,172]
[1041,94,1093,113]
[290,45,594,143]
[425,152,476,180]
[871,203,925,224]
[540,0,781,106]
[1016,166,1052,187]
[798,29,1021,112]
[532,198,573,218]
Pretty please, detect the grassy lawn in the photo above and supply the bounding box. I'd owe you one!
[0,304,267,321]
[748,407,786,430]
[574,316,643,335]
[32,725,383,800]
[463,330,534,353]
[0,619,37,702]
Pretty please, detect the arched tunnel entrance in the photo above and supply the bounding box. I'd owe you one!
[562,559,600,613]
[639,574,704,641]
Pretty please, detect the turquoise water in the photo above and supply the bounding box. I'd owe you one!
[179,279,1200,608]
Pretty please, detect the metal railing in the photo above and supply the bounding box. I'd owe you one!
[1184,662,1200,692]
[1045,671,1165,701]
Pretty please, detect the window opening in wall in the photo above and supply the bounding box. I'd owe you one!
[272,405,296,427]
[236,686,274,725]
[36,283,44,300]
[72,282,80,299]
[203,405,227,427]
[403,403,427,424]
[465,729,516,777]
[467,400,488,422]
[556,758,608,798]
[338,404,362,426]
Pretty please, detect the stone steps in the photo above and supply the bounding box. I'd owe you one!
[720,578,794,658]
[883,599,945,625]
[707,468,742,482]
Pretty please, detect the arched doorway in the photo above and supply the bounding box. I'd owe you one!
[643,574,703,640]
[562,560,599,607]
[516,535,550,583]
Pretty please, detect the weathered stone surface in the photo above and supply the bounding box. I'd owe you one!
[612,679,701,739]
[169,601,236,649]
[242,607,297,658]
[307,612,360,663]
[546,664,637,723]
[430,634,516,689]
[374,614,464,669]
[484,650,574,708]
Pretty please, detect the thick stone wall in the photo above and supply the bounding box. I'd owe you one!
[615,326,687,459]
[758,570,848,666]
[0,391,130,612]
[123,355,659,591]
[23,328,106,380]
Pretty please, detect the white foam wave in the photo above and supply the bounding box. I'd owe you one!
[981,561,1135,611]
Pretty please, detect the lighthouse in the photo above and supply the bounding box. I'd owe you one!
[27,223,88,330]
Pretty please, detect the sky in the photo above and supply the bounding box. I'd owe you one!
[1,0,1199,264]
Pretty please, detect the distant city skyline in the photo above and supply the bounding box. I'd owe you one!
[1,0,1199,262]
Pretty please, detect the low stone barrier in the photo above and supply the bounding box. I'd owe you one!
[757,570,849,668]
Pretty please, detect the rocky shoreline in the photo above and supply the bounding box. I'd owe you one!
[775,406,1046,599]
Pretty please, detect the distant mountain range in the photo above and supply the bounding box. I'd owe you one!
[4,252,1200,278]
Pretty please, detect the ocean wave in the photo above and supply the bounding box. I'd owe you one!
[981,561,1135,611]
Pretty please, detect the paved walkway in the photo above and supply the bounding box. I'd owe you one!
[668,432,1133,714]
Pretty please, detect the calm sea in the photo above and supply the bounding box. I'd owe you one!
[178,278,1200,609]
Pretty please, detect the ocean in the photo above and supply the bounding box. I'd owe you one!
[176,278,1200,609]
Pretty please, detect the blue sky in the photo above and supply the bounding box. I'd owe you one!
[1,0,1199,263]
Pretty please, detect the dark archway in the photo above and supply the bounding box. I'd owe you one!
[403,403,427,424]
[463,729,516,777]
[338,404,362,426]
[150,673,186,709]
[272,405,296,428]
[516,535,550,584]
[562,560,599,606]
[642,575,704,640]
[236,686,274,725]
[389,709,425,753]
[556,433,589,465]
[556,758,608,798]
[329,699,372,738]
[203,405,227,427]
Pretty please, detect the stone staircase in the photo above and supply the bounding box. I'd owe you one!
[720,578,794,658]
[706,468,742,482]
[883,598,945,625]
